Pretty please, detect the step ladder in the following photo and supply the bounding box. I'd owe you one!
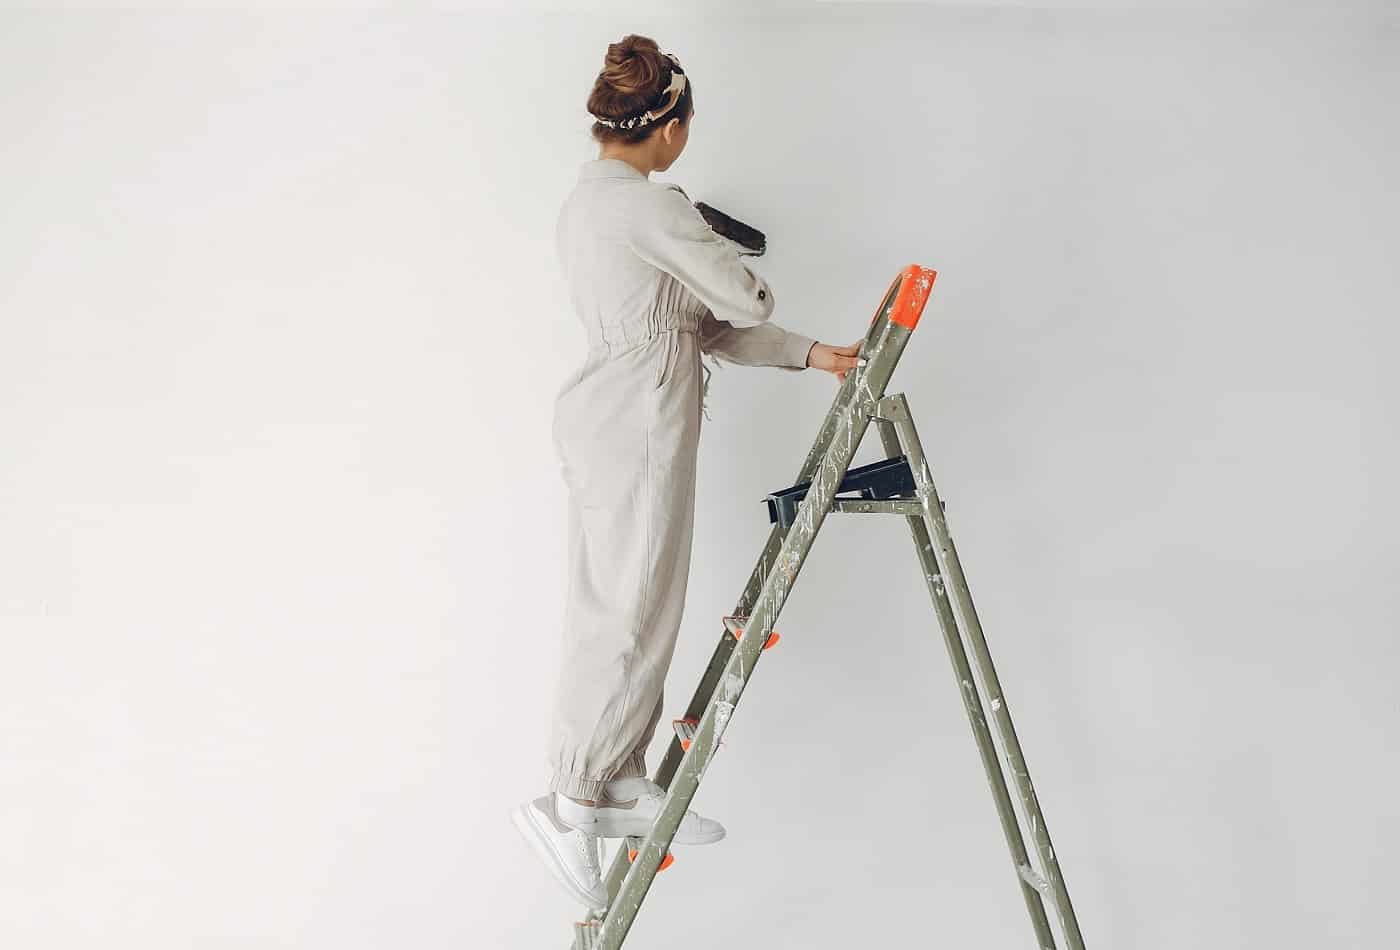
[568,264,1087,949]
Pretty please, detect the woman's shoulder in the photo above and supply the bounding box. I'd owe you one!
[633,179,699,223]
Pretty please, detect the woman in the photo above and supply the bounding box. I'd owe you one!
[512,34,860,911]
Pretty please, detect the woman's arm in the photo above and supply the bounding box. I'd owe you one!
[697,313,815,373]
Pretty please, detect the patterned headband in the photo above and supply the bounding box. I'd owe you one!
[590,53,687,131]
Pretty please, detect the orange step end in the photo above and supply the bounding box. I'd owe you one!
[628,849,674,871]
[733,626,780,650]
[672,717,699,751]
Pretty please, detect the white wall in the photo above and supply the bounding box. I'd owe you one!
[2,4,1396,948]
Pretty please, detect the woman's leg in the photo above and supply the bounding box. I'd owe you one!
[607,688,664,783]
[547,333,700,799]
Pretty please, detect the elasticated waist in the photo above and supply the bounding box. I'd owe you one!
[586,309,703,349]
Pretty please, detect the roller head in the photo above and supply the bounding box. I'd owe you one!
[695,201,767,256]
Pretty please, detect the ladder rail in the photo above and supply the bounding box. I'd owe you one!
[877,393,1087,950]
[586,283,922,950]
[871,408,1060,948]
[596,269,914,909]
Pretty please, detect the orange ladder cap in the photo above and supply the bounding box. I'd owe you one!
[888,264,938,331]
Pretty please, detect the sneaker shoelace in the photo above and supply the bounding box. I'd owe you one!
[570,827,601,875]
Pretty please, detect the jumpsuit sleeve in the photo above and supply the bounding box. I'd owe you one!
[697,313,816,372]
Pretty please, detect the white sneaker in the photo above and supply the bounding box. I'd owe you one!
[510,795,608,911]
[591,776,726,845]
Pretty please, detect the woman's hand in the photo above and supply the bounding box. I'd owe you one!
[806,339,863,381]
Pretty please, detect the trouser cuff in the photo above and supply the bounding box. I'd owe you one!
[548,771,608,801]
[548,748,648,801]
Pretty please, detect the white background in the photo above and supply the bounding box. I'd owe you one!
[2,2,1396,948]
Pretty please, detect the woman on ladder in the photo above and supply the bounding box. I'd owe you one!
[512,34,860,911]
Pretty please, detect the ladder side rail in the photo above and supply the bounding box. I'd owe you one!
[590,312,917,950]
[596,271,914,908]
[872,412,1059,948]
[877,393,1087,950]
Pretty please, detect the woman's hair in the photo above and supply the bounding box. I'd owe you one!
[587,34,693,146]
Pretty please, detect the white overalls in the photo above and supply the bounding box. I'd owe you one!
[548,158,816,800]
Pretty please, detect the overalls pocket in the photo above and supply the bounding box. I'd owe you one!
[651,329,680,390]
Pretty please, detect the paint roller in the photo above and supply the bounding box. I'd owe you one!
[695,201,766,258]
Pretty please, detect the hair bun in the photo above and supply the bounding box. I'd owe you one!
[602,33,664,94]
[587,34,689,142]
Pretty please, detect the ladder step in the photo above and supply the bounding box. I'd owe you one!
[629,850,674,871]
[722,614,780,649]
[672,717,698,750]
[572,919,601,950]
[764,454,919,528]
[673,716,726,753]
